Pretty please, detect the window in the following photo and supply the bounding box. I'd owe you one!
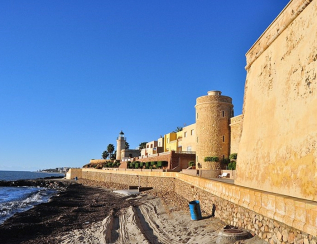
[196,113,198,119]
[167,138,169,143]
[197,137,198,143]
[223,136,225,142]
[191,129,194,135]
[184,132,187,137]
[187,146,192,152]
[222,111,225,117]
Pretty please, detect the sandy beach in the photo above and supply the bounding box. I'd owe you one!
[0,179,266,244]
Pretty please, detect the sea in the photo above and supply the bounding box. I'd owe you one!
[0,170,65,225]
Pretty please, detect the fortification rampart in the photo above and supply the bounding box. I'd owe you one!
[67,168,317,242]
[237,0,317,201]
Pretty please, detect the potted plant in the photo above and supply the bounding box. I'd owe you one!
[189,161,195,169]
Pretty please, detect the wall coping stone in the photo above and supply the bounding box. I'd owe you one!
[245,0,313,70]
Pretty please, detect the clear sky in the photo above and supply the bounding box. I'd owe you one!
[0,0,290,171]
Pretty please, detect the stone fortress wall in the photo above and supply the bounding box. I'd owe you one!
[236,0,317,201]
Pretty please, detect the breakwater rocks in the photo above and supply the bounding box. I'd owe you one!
[0,178,69,190]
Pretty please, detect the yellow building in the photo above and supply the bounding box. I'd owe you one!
[163,125,197,153]
[163,132,178,152]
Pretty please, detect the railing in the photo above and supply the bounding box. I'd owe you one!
[139,151,172,159]
[176,151,196,154]
[117,136,127,140]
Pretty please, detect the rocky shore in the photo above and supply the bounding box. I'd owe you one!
[0,178,266,244]
[0,176,65,188]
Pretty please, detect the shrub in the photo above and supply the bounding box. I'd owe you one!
[145,162,150,168]
[220,158,230,169]
[162,161,168,167]
[135,163,139,169]
[151,161,157,166]
[228,161,236,170]
[157,161,162,168]
[189,161,195,167]
[149,166,153,169]
[229,153,237,161]
[140,162,144,167]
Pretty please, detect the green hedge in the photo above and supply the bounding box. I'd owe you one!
[204,156,219,162]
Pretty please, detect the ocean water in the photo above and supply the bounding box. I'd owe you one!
[0,170,65,225]
[0,170,64,181]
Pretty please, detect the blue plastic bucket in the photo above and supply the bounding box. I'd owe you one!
[189,200,202,220]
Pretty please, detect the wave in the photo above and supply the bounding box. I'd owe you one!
[0,187,57,224]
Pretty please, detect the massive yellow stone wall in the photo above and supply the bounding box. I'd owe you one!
[236,0,317,201]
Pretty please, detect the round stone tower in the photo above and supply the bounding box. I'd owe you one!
[116,131,126,160]
[195,91,233,169]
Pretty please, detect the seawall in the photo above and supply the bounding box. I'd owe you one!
[67,168,317,243]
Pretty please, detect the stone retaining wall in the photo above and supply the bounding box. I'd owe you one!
[67,168,317,243]
[175,179,317,244]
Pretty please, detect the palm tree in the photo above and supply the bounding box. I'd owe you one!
[125,142,129,149]
[102,151,109,159]
[174,126,183,132]
[139,142,147,150]
[107,144,115,159]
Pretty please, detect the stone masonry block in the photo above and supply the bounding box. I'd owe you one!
[285,198,296,220]
[305,202,317,227]
[294,201,306,223]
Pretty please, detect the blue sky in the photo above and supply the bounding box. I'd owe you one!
[0,0,289,171]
